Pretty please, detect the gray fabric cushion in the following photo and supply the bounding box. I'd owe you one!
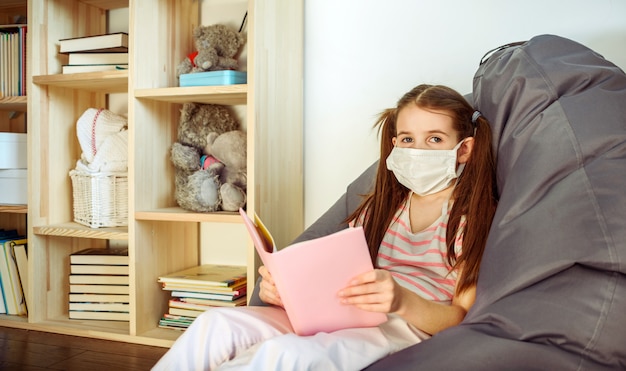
[366,34,626,370]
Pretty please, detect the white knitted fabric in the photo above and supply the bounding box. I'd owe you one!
[76,129,128,173]
[76,108,127,164]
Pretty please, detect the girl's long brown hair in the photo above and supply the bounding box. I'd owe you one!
[347,84,498,294]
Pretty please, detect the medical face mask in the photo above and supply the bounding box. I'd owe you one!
[386,140,465,196]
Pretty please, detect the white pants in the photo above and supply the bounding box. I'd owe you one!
[152,306,428,371]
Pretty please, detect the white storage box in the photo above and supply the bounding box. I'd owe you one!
[0,133,27,169]
[0,169,27,205]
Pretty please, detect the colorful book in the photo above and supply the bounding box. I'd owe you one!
[168,307,206,318]
[12,242,28,301]
[0,234,26,316]
[178,296,247,307]
[169,297,246,311]
[161,280,246,294]
[61,64,128,74]
[69,275,129,285]
[70,247,128,265]
[170,289,246,301]
[158,264,246,288]
[239,208,387,336]
[4,239,27,316]
[158,313,195,330]
[59,32,129,53]
[68,52,128,65]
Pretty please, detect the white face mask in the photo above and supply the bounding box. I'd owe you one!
[386,140,465,196]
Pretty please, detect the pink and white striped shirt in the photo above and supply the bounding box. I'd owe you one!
[355,194,464,304]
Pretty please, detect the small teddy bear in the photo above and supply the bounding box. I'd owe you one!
[177,24,246,76]
[170,102,247,212]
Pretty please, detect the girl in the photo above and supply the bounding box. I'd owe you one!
[152,84,498,370]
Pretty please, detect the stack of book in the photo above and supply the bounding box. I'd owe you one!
[68,247,130,321]
[58,32,129,74]
[157,264,247,330]
[0,24,27,96]
[0,230,28,316]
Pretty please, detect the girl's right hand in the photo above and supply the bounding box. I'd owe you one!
[258,265,284,307]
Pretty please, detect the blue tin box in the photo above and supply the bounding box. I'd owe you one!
[179,70,247,87]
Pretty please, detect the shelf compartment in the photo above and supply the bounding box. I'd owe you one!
[32,71,128,93]
[33,222,128,240]
[135,207,243,223]
[134,85,247,105]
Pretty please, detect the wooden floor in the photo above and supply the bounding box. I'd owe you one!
[0,326,168,370]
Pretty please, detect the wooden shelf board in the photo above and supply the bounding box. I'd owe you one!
[33,222,128,240]
[134,85,247,105]
[32,71,128,93]
[138,327,180,345]
[0,204,27,213]
[79,0,129,10]
[0,96,27,112]
[0,1,26,10]
[135,207,243,223]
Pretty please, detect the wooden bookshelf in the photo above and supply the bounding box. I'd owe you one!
[0,0,304,348]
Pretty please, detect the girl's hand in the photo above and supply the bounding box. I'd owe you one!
[258,265,284,307]
[337,269,407,314]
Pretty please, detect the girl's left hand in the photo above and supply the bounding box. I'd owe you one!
[337,269,406,313]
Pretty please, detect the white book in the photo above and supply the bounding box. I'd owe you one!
[70,264,129,275]
[70,247,128,265]
[62,64,128,74]
[69,275,129,285]
[69,302,129,312]
[69,293,130,303]
[69,310,129,321]
[59,32,129,53]
[70,284,129,295]
[68,52,128,65]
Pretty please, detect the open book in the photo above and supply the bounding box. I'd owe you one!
[239,208,386,336]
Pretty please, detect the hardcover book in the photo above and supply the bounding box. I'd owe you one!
[0,237,27,316]
[70,264,129,275]
[59,32,129,53]
[70,284,129,295]
[168,307,205,318]
[177,296,247,308]
[62,64,128,74]
[170,289,246,301]
[69,310,129,321]
[70,247,129,265]
[161,280,246,293]
[69,275,129,285]
[158,264,246,288]
[239,209,387,336]
[69,302,129,312]
[69,294,130,303]
[68,52,129,65]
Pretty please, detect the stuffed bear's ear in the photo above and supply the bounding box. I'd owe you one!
[204,132,220,155]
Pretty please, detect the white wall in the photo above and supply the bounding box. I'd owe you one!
[303,0,626,227]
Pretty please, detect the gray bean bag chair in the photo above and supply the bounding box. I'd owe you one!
[252,34,626,369]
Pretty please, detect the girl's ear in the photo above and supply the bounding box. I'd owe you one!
[392,137,397,146]
[457,137,474,164]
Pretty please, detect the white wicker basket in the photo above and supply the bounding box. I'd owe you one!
[70,170,128,228]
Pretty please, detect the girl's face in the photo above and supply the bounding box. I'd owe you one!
[393,105,460,150]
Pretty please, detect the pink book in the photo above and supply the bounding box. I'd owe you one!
[239,208,387,336]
